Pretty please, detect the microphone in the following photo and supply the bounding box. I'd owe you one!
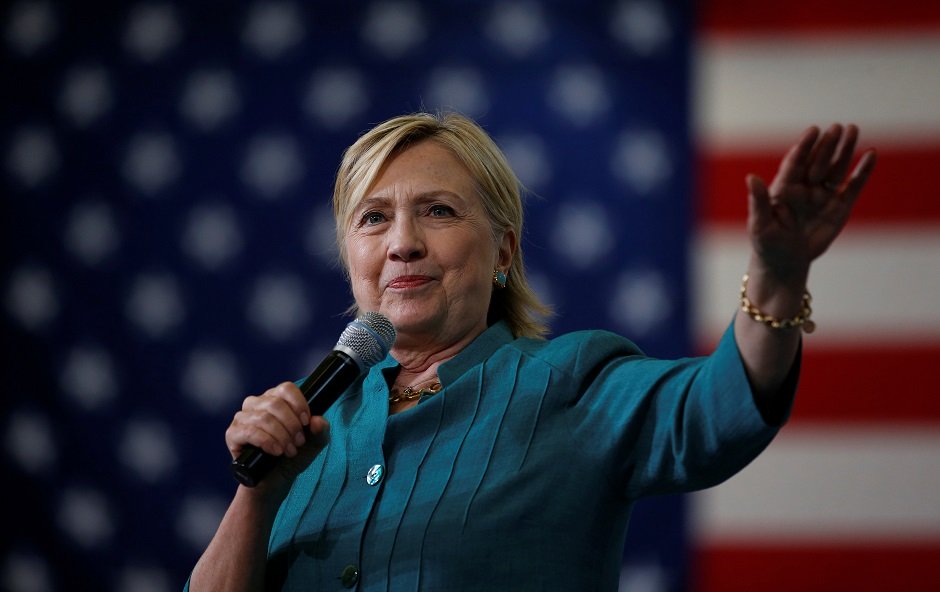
[230,312,396,487]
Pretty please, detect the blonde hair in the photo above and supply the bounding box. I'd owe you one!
[333,112,552,339]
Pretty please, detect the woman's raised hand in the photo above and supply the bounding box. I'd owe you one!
[746,124,877,280]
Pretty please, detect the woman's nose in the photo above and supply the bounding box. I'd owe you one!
[387,216,426,261]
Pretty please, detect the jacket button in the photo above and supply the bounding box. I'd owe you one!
[366,463,384,486]
[340,564,359,588]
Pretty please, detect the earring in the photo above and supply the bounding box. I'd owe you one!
[493,268,507,289]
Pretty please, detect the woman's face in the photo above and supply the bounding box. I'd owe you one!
[344,139,514,349]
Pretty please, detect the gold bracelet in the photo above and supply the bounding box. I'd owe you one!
[740,273,816,334]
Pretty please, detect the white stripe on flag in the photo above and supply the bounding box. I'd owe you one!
[691,425,940,542]
[694,33,940,150]
[692,225,940,346]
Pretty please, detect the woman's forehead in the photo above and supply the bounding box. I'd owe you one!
[362,141,476,198]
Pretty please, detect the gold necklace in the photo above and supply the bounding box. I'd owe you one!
[389,380,442,404]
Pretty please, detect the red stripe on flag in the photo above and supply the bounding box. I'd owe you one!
[698,1,940,35]
[696,145,940,224]
[692,542,940,592]
[690,344,940,424]
[794,344,940,424]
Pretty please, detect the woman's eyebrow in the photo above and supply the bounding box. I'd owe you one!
[412,190,465,204]
[355,195,392,211]
[359,190,466,207]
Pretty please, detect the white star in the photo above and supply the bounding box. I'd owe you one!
[119,419,177,482]
[525,268,556,312]
[5,127,59,188]
[4,1,58,56]
[179,69,240,131]
[122,132,181,196]
[5,411,56,474]
[496,133,551,189]
[610,129,673,195]
[4,266,58,331]
[125,273,185,338]
[610,0,673,57]
[57,487,114,549]
[361,1,426,59]
[175,494,228,550]
[59,345,119,410]
[115,566,172,592]
[58,65,113,127]
[608,269,672,336]
[246,273,311,341]
[304,205,339,266]
[303,68,370,130]
[298,344,332,380]
[180,347,242,414]
[619,561,671,592]
[123,3,182,62]
[550,199,615,270]
[485,1,549,58]
[1,552,53,592]
[241,133,304,199]
[243,1,304,59]
[548,64,611,127]
[62,200,120,266]
[180,202,243,270]
[423,67,490,118]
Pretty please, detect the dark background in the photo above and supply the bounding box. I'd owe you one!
[1,1,693,589]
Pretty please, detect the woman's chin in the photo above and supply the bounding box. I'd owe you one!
[381,305,441,333]
[386,315,440,337]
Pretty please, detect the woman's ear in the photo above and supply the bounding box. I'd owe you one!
[497,227,517,270]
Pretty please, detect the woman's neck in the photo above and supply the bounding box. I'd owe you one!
[390,348,450,396]
[390,327,481,377]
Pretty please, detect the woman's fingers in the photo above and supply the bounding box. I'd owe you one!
[746,124,875,266]
[805,124,843,185]
[266,382,311,431]
[775,126,820,186]
[226,412,289,457]
[776,124,865,192]
[250,386,307,449]
[841,148,878,209]
[822,124,859,189]
[746,174,772,226]
[226,382,311,458]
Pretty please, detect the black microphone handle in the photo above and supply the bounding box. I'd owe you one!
[230,350,361,487]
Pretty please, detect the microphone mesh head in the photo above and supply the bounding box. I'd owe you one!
[335,312,396,369]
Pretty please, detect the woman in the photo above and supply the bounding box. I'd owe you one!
[187,113,875,590]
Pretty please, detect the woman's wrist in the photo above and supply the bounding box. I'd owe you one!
[743,256,810,319]
[235,480,291,521]
[740,273,815,333]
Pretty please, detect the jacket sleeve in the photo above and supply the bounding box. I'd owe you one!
[562,320,797,500]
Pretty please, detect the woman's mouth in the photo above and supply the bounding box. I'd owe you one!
[387,275,432,289]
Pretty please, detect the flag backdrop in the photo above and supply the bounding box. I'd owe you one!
[2,2,938,591]
[1,1,692,590]
[689,2,940,591]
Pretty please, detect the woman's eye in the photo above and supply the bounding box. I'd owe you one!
[362,212,386,225]
[428,204,454,217]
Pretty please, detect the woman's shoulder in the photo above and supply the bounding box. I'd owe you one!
[508,327,645,365]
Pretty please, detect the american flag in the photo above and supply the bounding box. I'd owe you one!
[2,1,936,591]
[689,2,940,590]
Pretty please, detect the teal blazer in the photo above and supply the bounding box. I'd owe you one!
[256,321,790,591]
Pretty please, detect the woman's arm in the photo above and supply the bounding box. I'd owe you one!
[733,124,876,416]
[188,484,286,591]
[188,383,330,591]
